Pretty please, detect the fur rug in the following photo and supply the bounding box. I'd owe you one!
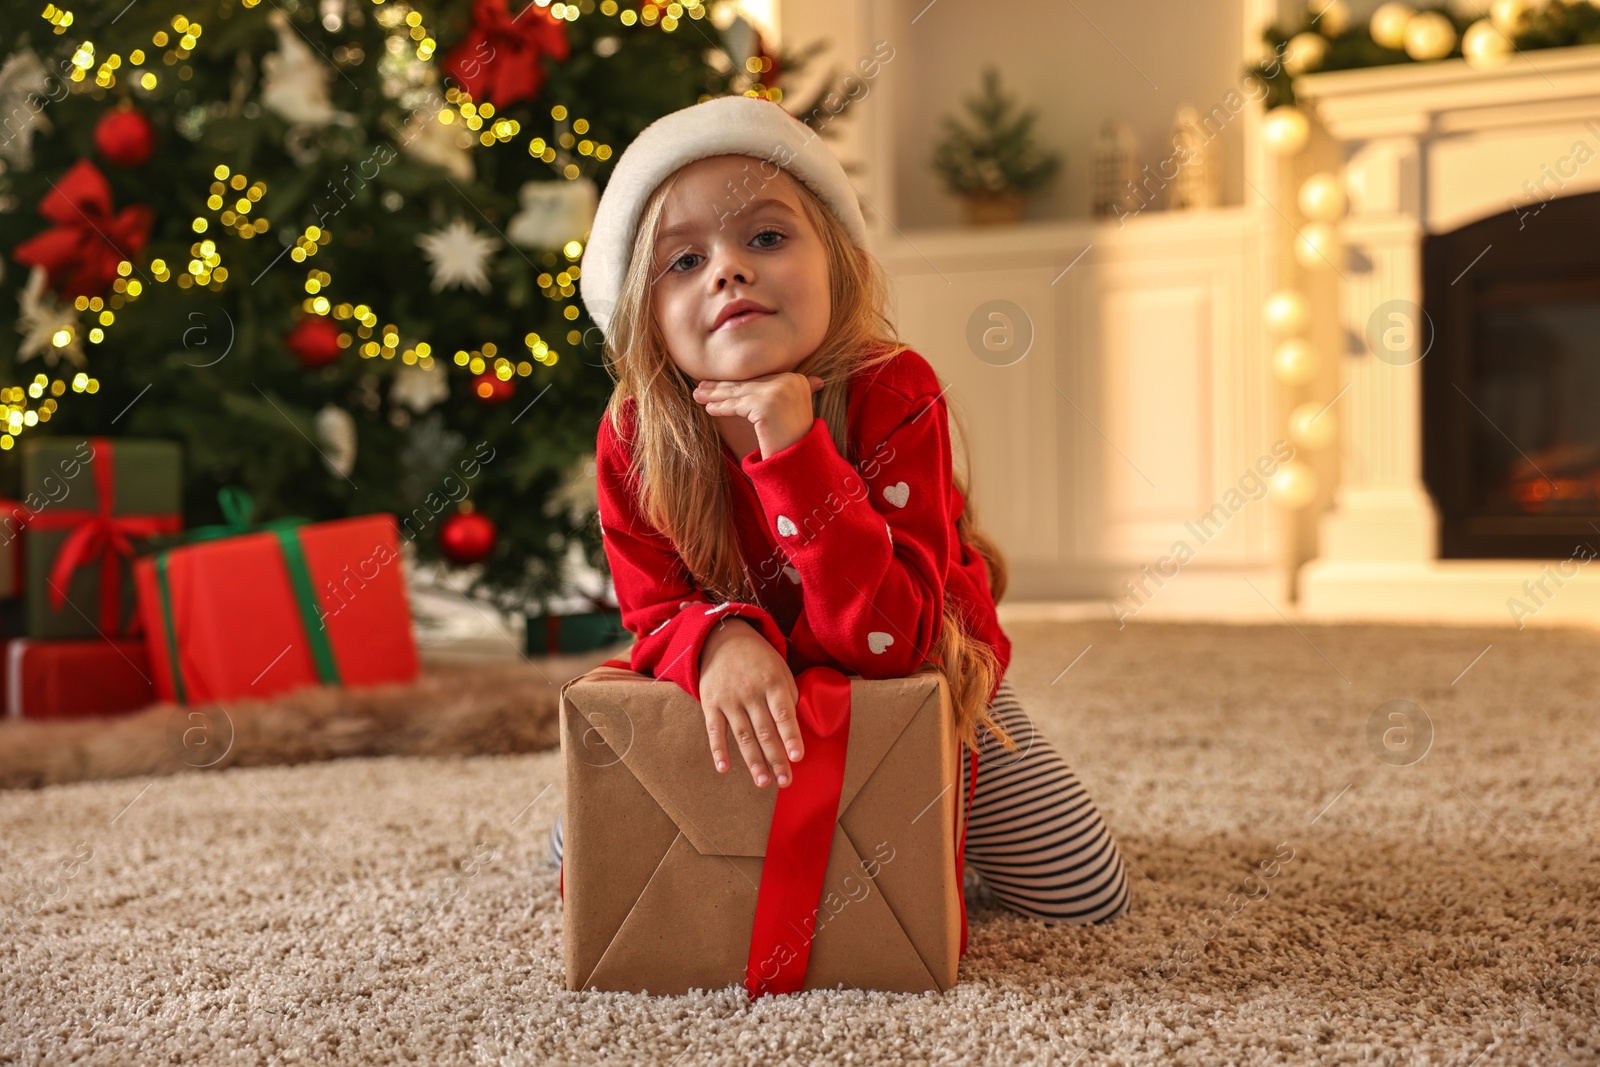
[0,649,618,790]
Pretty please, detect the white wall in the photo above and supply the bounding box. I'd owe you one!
[873,0,1249,228]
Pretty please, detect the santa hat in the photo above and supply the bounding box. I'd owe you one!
[578,95,867,343]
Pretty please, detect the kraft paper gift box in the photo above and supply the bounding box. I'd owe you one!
[559,661,971,997]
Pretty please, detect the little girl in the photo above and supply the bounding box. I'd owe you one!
[548,95,1129,927]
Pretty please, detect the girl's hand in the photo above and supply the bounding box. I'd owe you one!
[698,617,806,788]
[692,372,825,459]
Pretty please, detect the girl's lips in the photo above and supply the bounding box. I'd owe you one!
[714,309,773,332]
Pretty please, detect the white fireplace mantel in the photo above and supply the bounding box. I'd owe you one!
[1292,44,1600,625]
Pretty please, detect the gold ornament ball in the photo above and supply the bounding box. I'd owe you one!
[1463,19,1514,67]
[1295,222,1340,271]
[1310,0,1352,37]
[1370,2,1416,49]
[1262,106,1311,156]
[1288,401,1338,450]
[1269,460,1319,509]
[1285,32,1330,75]
[1273,338,1320,385]
[1264,290,1310,336]
[1298,173,1347,221]
[1404,11,1459,60]
[1490,0,1526,34]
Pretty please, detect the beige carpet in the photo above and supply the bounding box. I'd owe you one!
[2,619,1597,1065]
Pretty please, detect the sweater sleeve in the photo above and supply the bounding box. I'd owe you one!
[738,381,952,679]
[596,409,788,703]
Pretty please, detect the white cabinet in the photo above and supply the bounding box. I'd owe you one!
[874,209,1284,605]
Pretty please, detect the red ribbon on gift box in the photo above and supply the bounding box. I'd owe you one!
[744,666,853,999]
[741,667,982,999]
[23,437,181,636]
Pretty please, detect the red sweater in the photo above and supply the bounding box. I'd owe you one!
[596,347,1012,707]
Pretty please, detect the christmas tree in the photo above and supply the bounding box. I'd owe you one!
[0,0,836,618]
[930,65,1059,198]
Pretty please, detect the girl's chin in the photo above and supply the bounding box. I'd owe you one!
[708,338,794,369]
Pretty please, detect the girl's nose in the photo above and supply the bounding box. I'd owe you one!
[711,250,753,288]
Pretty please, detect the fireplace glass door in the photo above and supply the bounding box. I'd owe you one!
[1423,190,1600,558]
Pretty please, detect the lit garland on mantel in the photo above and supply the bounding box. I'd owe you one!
[1250,0,1600,110]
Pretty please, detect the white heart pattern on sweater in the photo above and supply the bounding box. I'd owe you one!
[868,631,894,654]
[883,482,910,508]
[777,515,798,537]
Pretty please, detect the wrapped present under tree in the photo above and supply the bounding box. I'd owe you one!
[19,437,181,640]
[133,488,419,705]
[2,637,154,720]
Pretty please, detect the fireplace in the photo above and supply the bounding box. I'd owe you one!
[1292,44,1600,622]
[1422,188,1600,559]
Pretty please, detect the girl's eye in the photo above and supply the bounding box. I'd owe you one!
[666,229,785,273]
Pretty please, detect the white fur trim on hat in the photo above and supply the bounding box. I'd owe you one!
[578,95,867,343]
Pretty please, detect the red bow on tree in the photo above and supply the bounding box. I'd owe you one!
[442,0,571,109]
[13,159,155,300]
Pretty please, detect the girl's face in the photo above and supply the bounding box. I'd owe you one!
[648,155,831,385]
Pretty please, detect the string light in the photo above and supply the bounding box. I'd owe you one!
[10,1,580,434]
[40,4,74,33]
[289,225,329,262]
[401,8,439,62]
[0,374,98,449]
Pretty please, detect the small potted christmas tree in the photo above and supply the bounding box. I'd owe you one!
[931,66,1061,225]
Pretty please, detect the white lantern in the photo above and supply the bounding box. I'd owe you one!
[1288,401,1338,450]
[1295,223,1340,271]
[1405,11,1459,59]
[1463,19,1514,66]
[1269,460,1319,508]
[1309,0,1352,37]
[1298,173,1347,221]
[1285,32,1330,75]
[1264,290,1310,336]
[1490,0,1527,33]
[1262,106,1310,156]
[1273,338,1320,385]
[1370,2,1417,49]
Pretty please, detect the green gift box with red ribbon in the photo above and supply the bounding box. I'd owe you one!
[19,437,182,640]
[131,487,420,706]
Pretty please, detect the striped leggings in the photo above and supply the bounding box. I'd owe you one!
[548,675,1130,926]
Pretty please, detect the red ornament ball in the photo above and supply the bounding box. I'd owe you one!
[472,370,515,404]
[440,509,497,565]
[95,105,156,168]
[287,316,343,369]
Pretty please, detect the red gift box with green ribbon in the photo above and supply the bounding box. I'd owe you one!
[131,487,420,705]
[19,437,182,639]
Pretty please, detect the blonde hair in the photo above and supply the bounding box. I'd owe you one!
[598,154,1018,757]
